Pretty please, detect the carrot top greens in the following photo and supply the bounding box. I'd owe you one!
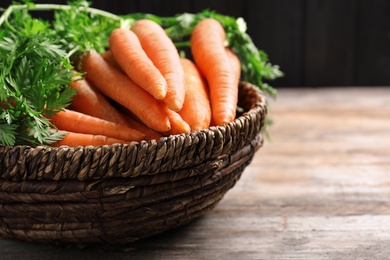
[0,0,282,146]
[0,1,124,146]
[0,27,76,146]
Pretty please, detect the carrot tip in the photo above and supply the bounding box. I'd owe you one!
[153,84,168,100]
[165,100,183,112]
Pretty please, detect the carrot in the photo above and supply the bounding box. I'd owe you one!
[116,103,164,140]
[161,103,191,136]
[131,19,185,112]
[190,18,238,126]
[225,47,241,88]
[208,47,241,126]
[100,50,123,73]
[178,58,211,131]
[109,28,167,100]
[69,72,129,125]
[81,50,171,133]
[122,113,164,141]
[50,109,145,142]
[50,131,127,147]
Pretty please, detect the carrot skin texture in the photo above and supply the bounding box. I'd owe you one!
[208,47,241,126]
[225,47,241,88]
[109,28,167,100]
[131,19,185,112]
[100,50,124,73]
[160,103,191,136]
[178,58,211,131]
[81,50,171,133]
[122,113,164,141]
[191,18,238,126]
[51,131,127,147]
[117,104,164,140]
[50,109,145,142]
[69,73,129,125]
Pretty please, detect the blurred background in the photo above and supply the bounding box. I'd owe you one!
[1,0,389,88]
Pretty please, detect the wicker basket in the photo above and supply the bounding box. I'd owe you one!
[0,81,267,245]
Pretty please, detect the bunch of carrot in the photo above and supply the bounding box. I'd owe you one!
[50,18,241,147]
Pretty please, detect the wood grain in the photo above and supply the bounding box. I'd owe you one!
[1,87,390,259]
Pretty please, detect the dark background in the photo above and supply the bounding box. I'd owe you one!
[1,0,390,88]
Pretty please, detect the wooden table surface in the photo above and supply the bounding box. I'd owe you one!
[2,87,390,260]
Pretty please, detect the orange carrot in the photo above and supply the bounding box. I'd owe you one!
[109,28,167,100]
[50,109,145,142]
[100,50,124,73]
[208,47,241,126]
[131,19,185,112]
[50,131,127,147]
[161,103,191,136]
[122,113,163,141]
[191,18,238,126]
[116,103,164,140]
[178,58,211,131]
[225,47,241,88]
[69,73,129,125]
[81,50,171,133]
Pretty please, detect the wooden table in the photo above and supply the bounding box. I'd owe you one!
[2,87,390,259]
